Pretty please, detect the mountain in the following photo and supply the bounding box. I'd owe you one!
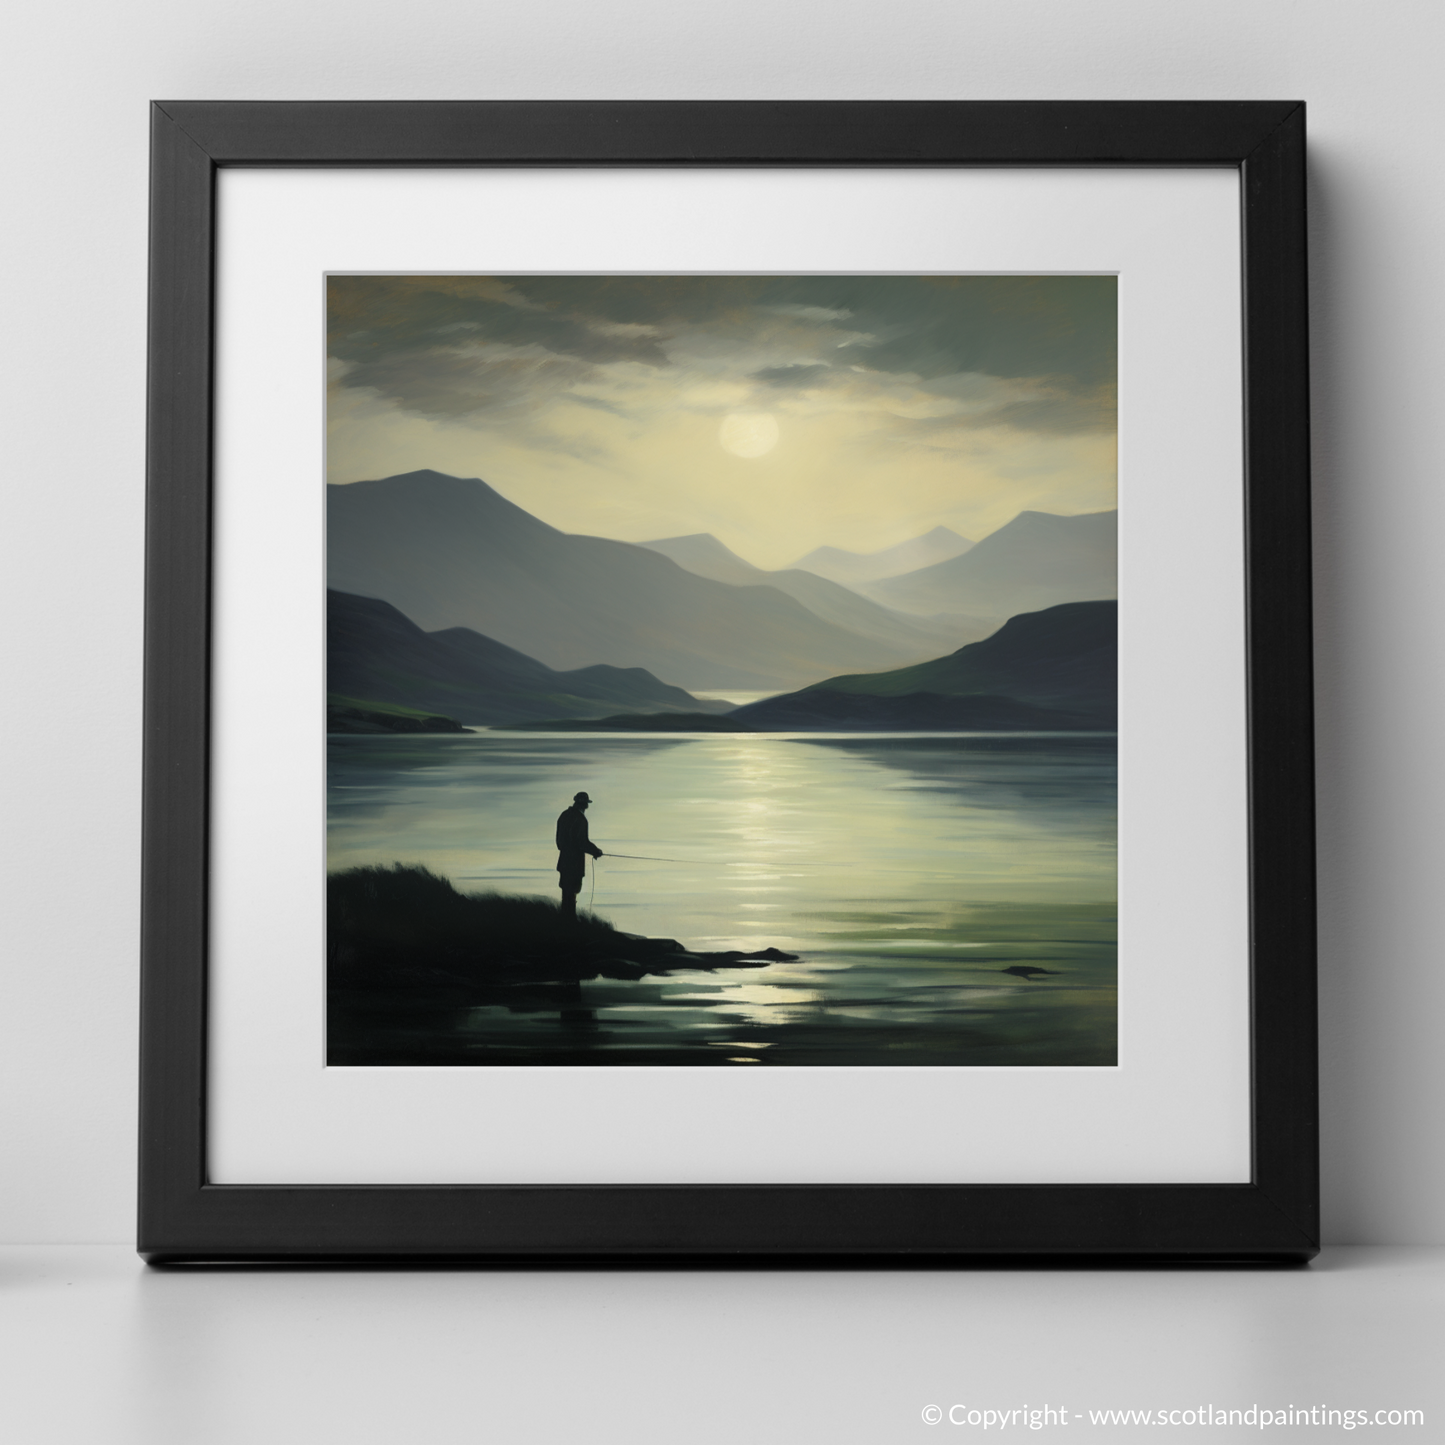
[637,533,764,587]
[637,534,983,655]
[791,527,974,586]
[328,471,950,691]
[726,691,1103,732]
[860,510,1116,620]
[732,601,1115,731]
[328,589,732,725]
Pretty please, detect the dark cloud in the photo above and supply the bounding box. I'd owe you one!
[486,274,777,326]
[338,347,595,420]
[834,276,1116,387]
[328,276,670,367]
[751,363,834,388]
[327,274,1115,435]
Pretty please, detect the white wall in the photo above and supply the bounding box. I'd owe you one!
[1,0,1439,1244]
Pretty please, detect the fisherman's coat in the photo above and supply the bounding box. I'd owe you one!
[556,805,602,887]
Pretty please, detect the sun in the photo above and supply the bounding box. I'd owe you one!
[719,413,779,458]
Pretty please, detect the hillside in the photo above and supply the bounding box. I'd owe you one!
[328,589,732,725]
[731,601,1116,731]
[327,697,467,734]
[729,691,1103,732]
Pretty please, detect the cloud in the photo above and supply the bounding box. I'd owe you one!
[752,364,833,389]
[763,303,855,322]
[327,275,674,429]
[328,274,1115,445]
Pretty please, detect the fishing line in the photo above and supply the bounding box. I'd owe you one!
[602,852,827,866]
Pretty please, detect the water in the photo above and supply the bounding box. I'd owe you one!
[328,731,1117,1067]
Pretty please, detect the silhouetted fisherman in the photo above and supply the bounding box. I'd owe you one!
[556,791,603,921]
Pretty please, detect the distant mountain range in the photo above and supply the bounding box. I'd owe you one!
[501,601,1116,733]
[859,509,1116,620]
[502,694,1099,732]
[638,533,980,655]
[790,526,974,586]
[328,589,732,726]
[642,511,1114,641]
[326,470,1116,707]
[328,471,961,691]
[731,601,1116,731]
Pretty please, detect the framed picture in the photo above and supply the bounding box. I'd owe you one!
[141,101,1316,1262]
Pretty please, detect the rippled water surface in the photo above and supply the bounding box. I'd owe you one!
[328,731,1116,1066]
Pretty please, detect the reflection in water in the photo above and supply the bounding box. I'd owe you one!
[328,731,1116,1066]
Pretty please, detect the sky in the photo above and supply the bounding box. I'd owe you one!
[327,274,1116,571]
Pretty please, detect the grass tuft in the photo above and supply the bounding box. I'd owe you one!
[328,863,632,983]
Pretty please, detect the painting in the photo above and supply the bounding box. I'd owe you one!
[325,274,1118,1068]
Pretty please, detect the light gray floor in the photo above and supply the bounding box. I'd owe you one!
[0,1247,1438,1443]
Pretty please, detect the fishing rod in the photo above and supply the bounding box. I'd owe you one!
[458,852,823,877]
[601,853,828,866]
[599,852,693,863]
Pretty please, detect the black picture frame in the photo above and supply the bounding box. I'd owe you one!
[141,100,1316,1264]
